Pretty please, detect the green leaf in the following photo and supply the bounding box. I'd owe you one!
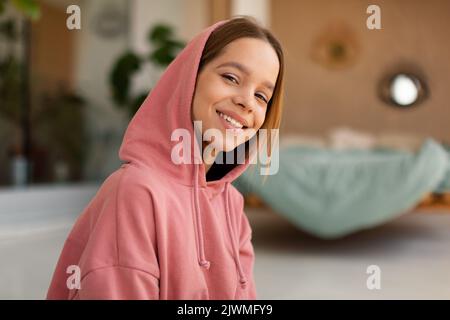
[109,52,141,106]
[165,39,185,49]
[11,0,41,20]
[129,93,148,118]
[0,0,5,15]
[149,46,172,66]
[0,19,17,40]
[148,24,173,44]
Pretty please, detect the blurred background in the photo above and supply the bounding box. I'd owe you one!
[0,0,449,299]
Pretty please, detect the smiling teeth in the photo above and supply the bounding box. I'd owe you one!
[218,111,244,129]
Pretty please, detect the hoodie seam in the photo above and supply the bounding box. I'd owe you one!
[240,232,253,249]
[114,166,161,274]
[79,265,160,285]
[114,168,127,267]
[125,162,242,188]
[69,265,159,299]
[190,168,200,265]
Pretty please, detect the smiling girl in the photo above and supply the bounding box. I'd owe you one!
[47,16,285,300]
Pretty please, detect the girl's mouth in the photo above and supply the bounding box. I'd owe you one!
[216,110,248,134]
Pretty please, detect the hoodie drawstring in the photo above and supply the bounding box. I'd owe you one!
[193,164,248,288]
[224,182,248,288]
[193,164,210,270]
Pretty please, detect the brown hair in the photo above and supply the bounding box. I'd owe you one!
[198,16,285,180]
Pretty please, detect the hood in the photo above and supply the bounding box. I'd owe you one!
[118,19,254,288]
[118,18,254,190]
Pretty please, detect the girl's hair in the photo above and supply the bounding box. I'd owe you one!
[198,16,285,180]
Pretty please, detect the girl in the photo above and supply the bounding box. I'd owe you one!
[47,16,285,300]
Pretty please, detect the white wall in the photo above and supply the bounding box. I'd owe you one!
[231,0,270,27]
[73,0,132,181]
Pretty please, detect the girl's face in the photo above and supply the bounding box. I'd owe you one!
[192,37,280,153]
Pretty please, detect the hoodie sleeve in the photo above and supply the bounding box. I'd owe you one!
[74,266,159,300]
[239,210,257,299]
[66,170,161,300]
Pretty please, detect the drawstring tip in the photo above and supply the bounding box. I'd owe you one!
[239,276,248,288]
[199,260,211,270]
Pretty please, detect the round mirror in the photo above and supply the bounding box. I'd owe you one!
[379,72,428,108]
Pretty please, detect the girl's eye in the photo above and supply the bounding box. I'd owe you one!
[256,93,268,104]
[222,74,268,104]
[222,74,238,84]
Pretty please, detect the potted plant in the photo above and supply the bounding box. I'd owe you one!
[0,0,40,185]
[109,23,185,118]
[1,1,88,185]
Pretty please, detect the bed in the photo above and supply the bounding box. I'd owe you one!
[233,137,449,239]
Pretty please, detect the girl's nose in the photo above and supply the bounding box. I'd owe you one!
[232,90,255,113]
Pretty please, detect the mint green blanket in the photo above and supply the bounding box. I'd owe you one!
[435,144,450,193]
[233,139,448,239]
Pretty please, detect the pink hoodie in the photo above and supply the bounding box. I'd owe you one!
[46,20,257,300]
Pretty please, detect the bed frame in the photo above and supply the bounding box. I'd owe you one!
[244,192,450,212]
[416,192,450,211]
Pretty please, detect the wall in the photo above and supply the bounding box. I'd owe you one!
[31,1,76,95]
[231,0,270,27]
[271,0,450,142]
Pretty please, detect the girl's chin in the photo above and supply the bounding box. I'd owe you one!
[223,139,248,152]
[224,127,245,135]
[204,140,242,154]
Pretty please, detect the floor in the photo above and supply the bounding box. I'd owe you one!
[246,205,450,299]
[1,182,449,299]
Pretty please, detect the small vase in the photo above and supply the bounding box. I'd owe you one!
[10,155,28,187]
[54,160,70,183]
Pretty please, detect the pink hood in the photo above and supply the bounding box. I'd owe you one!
[46,19,257,300]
